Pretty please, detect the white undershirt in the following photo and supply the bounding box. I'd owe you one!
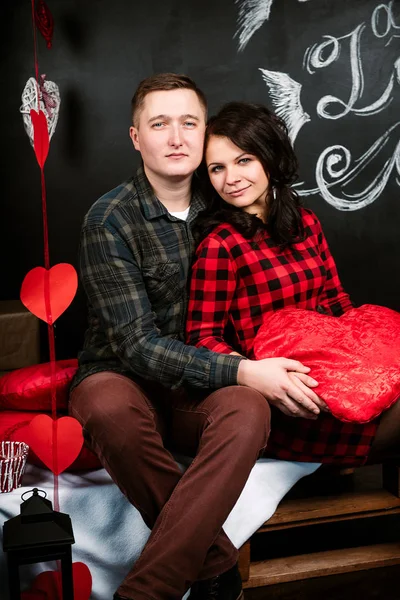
[169,207,190,221]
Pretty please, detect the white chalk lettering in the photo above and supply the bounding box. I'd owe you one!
[249,1,400,210]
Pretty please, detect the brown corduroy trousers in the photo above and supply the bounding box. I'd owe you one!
[69,371,271,600]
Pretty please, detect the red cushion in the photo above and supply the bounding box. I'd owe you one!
[253,304,400,423]
[0,410,102,471]
[0,359,78,412]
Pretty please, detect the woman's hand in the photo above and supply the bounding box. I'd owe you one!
[237,357,322,419]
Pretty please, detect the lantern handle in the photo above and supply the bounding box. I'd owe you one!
[21,487,47,501]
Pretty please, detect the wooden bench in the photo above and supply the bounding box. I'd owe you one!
[238,464,400,588]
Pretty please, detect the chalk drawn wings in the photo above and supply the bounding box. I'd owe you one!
[259,69,310,144]
[235,0,312,51]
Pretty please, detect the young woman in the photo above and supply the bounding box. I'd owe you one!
[185,102,399,467]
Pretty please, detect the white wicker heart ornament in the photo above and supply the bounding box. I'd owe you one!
[20,75,61,146]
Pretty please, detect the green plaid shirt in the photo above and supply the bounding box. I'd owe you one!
[72,166,242,392]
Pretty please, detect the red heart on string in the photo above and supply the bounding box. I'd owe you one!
[22,415,84,474]
[30,108,50,167]
[20,263,78,324]
[21,562,92,600]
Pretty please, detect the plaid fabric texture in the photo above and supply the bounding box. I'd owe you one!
[265,408,378,466]
[186,208,379,465]
[72,166,242,392]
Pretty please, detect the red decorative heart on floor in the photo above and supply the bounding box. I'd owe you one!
[254,304,400,423]
[22,414,84,474]
[20,263,78,324]
[21,562,92,600]
[30,108,49,167]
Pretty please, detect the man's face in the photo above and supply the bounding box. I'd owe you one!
[130,89,206,180]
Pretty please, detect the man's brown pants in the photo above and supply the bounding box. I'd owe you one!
[69,372,271,600]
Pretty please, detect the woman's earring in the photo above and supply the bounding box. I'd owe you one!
[272,187,277,201]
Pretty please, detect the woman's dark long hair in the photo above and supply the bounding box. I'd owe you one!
[194,102,305,248]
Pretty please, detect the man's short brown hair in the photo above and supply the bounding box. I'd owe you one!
[131,73,208,126]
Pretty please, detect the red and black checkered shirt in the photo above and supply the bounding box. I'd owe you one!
[186,208,379,465]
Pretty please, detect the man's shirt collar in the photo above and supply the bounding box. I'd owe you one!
[135,165,206,222]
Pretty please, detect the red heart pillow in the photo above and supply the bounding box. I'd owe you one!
[0,359,78,412]
[253,304,400,423]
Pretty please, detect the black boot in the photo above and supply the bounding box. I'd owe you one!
[189,564,243,600]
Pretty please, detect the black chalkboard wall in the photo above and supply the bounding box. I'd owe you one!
[2,0,399,359]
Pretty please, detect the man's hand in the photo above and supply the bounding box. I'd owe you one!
[237,357,322,419]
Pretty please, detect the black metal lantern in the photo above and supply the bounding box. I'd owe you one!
[2,487,75,600]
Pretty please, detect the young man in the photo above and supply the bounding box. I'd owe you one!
[70,73,323,600]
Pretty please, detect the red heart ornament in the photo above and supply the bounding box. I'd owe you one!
[22,562,92,600]
[35,0,54,49]
[22,415,84,474]
[254,304,400,423]
[30,108,50,167]
[20,263,78,324]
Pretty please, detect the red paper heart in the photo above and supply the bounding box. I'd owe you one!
[22,415,84,474]
[254,304,400,423]
[22,562,92,600]
[30,108,50,167]
[20,263,78,324]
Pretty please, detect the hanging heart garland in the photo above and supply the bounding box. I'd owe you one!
[14,1,92,590]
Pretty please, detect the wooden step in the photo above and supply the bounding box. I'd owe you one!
[243,542,400,588]
[258,489,400,532]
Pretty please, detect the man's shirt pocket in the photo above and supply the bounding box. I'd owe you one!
[142,260,183,309]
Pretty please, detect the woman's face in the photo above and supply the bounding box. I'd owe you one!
[205,135,270,218]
